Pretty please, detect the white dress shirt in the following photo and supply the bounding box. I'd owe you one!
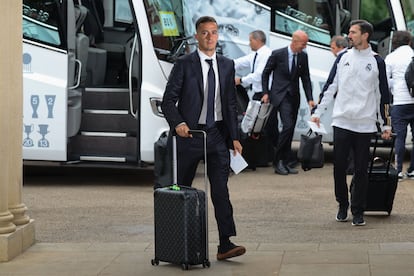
[234,45,272,93]
[385,45,414,105]
[197,49,223,124]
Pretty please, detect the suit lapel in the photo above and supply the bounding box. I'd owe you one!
[191,52,204,99]
[284,48,291,76]
[217,55,225,98]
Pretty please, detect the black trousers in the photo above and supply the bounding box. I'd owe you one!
[273,96,299,164]
[333,126,374,215]
[176,125,236,240]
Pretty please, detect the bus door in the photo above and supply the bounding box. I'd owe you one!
[22,0,77,161]
[63,0,142,165]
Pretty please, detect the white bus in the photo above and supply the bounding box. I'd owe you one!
[22,0,412,168]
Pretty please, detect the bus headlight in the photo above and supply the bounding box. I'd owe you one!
[150,97,164,117]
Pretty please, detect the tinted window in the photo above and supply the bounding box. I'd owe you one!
[23,0,62,46]
[272,0,334,46]
[401,0,414,34]
[144,0,185,61]
[114,0,133,24]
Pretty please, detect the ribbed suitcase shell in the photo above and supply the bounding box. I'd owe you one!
[153,186,207,266]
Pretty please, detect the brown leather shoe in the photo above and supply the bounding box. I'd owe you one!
[216,242,246,260]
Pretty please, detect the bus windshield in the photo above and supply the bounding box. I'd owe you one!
[401,0,414,33]
[272,0,337,46]
[23,1,62,46]
[144,0,186,60]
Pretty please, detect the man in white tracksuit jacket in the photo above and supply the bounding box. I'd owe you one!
[311,20,392,226]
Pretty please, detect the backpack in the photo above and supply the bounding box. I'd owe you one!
[405,56,414,97]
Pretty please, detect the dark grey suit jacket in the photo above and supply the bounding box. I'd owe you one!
[262,47,313,108]
[161,51,239,145]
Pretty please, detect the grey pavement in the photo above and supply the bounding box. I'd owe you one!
[2,146,414,275]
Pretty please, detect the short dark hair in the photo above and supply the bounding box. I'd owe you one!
[391,30,412,50]
[250,30,266,44]
[195,16,217,31]
[350,19,373,41]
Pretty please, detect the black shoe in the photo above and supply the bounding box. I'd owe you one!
[351,214,365,226]
[336,205,348,222]
[217,242,246,260]
[285,165,298,174]
[274,160,288,175]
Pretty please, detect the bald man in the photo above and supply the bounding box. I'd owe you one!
[262,30,315,175]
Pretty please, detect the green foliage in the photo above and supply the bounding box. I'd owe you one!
[360,0,389,24]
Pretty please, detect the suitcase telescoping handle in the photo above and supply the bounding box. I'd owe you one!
[188,130,208,192]
[172,130,208,191]
[172,130,209,261]
[369,132,396,175]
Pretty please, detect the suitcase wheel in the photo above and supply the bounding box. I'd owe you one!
[151,258,159,266]
[181,263,189,270]
[203,260,211,268]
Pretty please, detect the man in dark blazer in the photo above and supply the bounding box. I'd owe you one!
[261,30,315,175]
[161,16,246,261]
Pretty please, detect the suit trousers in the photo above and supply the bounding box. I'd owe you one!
[333,126,373,216]
[273,95,299,164]
[176,124,236,240]
[390,104,414,173]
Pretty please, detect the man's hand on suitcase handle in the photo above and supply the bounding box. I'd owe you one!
[175,123,192,138]
[381,129,392,140]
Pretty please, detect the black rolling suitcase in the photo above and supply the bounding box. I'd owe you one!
[151,130,210,270]
[365,134,398,215]
[241,133,273,169]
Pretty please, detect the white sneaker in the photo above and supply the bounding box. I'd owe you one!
[406,170,414,179]
[398,172,405,179]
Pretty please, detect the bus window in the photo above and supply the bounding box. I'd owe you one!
[360,0,392,57]
[272,0,333,46]
[22,0,62,47]
[114,0,133,24]
[144,0,184,61]
[401,0,414,34]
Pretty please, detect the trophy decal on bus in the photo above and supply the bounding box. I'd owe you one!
[38,124,50,148]
[296,108,308,129]
[30,95,40,118]
[23,53,32,73]
[23,124,34,147]
[45,95,56,118]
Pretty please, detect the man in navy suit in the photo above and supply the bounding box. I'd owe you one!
[161,16,246,261]
[262,30,315,175]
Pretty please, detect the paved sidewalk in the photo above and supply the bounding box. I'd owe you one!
[2,154,414,275]
[1,241,414,275]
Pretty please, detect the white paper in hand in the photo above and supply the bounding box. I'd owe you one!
[307,121,327,134]
[229,149,248,174]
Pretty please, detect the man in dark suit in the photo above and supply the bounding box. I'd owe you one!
[161,16,246,261]
[261,30,315,175]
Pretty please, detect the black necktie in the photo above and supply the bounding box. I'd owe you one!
[252,52,258,73]
[291,53,297,74]
[250,53,258,91]
[205,59,215,127]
